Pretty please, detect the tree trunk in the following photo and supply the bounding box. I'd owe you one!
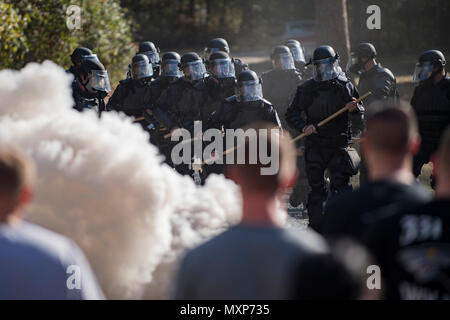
[314,0,351,67]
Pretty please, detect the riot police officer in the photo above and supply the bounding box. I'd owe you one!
[106,54,153,120]
[411,50,450,183]
[219,70,281,130]
[72,58,111,116]
[262,45,303,129]
[204,38,248,75]
[285,39,312,79]
[347,43,398,115]
[152,52,207,175]
[195,51,237,130]
[347,42,398,185]
[286,45,363,231]
[262,45,308,216]
[144,51,183,165]
[188,51,237,180]
[137,41,161,76]
[67,47,93,77]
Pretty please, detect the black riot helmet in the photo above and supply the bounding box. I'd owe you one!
[79,59,111,95]
[271,45,295,71]
[311,45,341,82]
[413,50,446,83]
[285,39,307,65]
[236,70,263,102]
[347,43,377,74]
[131,54,153,80]
[208,51,236,80]
[204,38,230,59]
[138,41,161,66]
[161,51,182,78]
[71,47,92,65]
[180,52,207,81]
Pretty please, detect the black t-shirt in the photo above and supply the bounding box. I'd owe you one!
[321,180,432,240]
[364,199,450,300]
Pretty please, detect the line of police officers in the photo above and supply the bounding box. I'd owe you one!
[67,38,450,228]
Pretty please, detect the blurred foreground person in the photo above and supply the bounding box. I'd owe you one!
[286,45,363,231]
[365,126,450,300]
[204,38,248,75]
[411,50,450,186]
[0,146,104,300]
[321,102,432,240]
[72,58,111,115]
[173,123,328,299]
[295,237,381,300]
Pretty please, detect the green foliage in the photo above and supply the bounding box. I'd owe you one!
[0,0,133,83]
[0,2,28,68]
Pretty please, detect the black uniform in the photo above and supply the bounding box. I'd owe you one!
[364,199,450,300]
[286,73,363,230]
[411,76,450,178]
[106,78,153,118]
[356,64,398,185]
[220,96,281,130]
[72,80,107,114]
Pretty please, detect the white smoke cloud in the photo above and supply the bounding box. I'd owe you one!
[0,61,242,299]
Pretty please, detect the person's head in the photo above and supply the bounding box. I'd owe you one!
[224,122,297,224]
[432,126,450,197]
[285,39,307,66]
[130,54,153,81]
[161,51,182,79]
[204,38,230,60]
[413,50,446,84]
[347,42,377,74]
[311,45,341,82]
[271,45,295,71]
[0,146,36,224]
[235,70,263,103]
[294,237,381,300]
[180,52,206,82]
[78,59,111,96]
[207,51,236,82]
[138,41,160,65]
[361,101,420,180]
[70,47,93,67]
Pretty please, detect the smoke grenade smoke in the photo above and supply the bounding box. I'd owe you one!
[0,61,242,299]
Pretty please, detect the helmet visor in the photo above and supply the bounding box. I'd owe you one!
[132,60,153,79]
[289,46,306,64]
[274,53,295,70]
[184,61,207,81]
[142,51,160,64]
[209,59,235,78]
[236,80,263,102]
[83,54,100,63]
[313,57,340,81]
[413,61,434,83]
[162,59,182,77]
[88,70,111,92]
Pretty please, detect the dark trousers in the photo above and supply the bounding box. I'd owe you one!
[304,136,352,231]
